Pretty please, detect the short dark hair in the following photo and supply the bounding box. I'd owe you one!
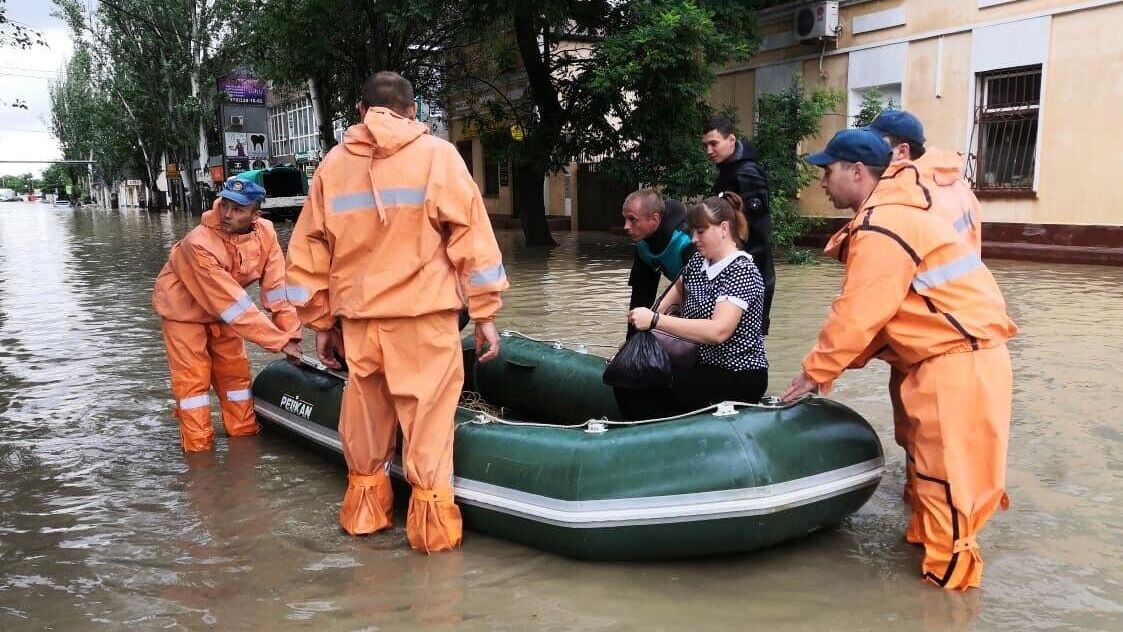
[361,71,415,113]
[837,160,888,180]
[623,188,664,218]
[887,134,926,160]
[702,114,735,137]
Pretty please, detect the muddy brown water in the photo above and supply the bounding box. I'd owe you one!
[0,202,1120,630]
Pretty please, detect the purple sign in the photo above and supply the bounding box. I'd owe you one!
[219,75,267,105]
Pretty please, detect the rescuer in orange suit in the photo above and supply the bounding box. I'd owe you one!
[781,128,1017,590]
[284,71,507,553]
[825,110,986,546]
[153,176,302,452]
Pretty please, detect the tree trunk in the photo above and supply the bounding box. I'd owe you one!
[308,77,336,152]
[514,160,555,246]
[188,4,208,215]
[181,150,200,215]
[511,11,562,247]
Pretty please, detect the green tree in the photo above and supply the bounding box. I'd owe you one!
[853,86,897,128]
[55,0,242,211]
[0,174,34,193]
[587,0,757,197]
[445,0,759,246]
[231,0,478,152]
[39,164,68,196]
[753,78,842,258]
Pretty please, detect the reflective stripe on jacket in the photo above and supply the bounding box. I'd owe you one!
[152,204,300,352]
[285,107,507,330]
[803,163,1017,388]
[916,147,982,255]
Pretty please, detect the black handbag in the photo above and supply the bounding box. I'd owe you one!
[650,282,699,370]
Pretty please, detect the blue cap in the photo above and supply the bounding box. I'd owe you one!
[217,175,267,206]
[806,129,893,168]
[866,109,925,146]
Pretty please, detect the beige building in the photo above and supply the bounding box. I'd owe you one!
[712,0,1123,264]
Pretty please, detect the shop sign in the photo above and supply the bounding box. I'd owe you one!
[218,74,267,105]
[166,164,180,179]
[226,159,249,175]
[225,132,268,159]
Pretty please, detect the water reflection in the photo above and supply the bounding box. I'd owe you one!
[0,202,1120,630]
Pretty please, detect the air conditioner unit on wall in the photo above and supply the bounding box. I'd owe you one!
[794,1,840,41]
[229,115,245,127]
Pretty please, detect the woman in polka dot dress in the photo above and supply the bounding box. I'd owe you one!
[620,192,768,419]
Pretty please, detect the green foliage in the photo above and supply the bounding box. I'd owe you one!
[853,86,897,128]
[444,0,760,244]
[232,0,478,142]
[39,164,68,193]
[53,0,244,207]
[784,248,819,265]
[753,78,842,253]
[0,173,34,193]
[588,0,757,196]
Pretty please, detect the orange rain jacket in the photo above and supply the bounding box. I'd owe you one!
[803,163,1017,389]
[152,205,300,352]
[916,148,982,253]
[285,107,507,329]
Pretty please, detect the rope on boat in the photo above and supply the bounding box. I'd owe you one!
[301,348,815,433]
[499,329,620,351]
[456,395,815,432]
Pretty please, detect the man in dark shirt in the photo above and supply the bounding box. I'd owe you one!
[622,188,695,338]
[702,114,774,335]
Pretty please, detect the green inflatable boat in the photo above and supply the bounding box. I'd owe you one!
[252,333,884,561]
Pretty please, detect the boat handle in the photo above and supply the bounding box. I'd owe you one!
[504,359,537,371]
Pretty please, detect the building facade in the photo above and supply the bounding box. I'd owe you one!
[712,0,1123,263]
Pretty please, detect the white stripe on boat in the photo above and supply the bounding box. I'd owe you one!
[254,400,884,528]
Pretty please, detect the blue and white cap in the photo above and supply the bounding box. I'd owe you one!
[217,176,266,205]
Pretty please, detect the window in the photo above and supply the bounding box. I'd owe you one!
[848,83,902,127]
[268,96,318,157]
[457,140,474,177]
[969,65,1041,193]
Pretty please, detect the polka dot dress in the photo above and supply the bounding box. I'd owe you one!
[678,251,768,371]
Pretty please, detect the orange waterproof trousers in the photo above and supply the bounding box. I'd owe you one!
[900,344,1012,590]
[888,367,927,545]
[162,319,259,452]
[337,311,463,553]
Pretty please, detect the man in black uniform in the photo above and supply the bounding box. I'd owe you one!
[702,114,774,335]
[622,188,695,338]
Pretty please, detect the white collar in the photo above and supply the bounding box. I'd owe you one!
[702,250,751,280]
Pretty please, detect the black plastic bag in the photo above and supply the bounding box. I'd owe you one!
[602,331,673,389]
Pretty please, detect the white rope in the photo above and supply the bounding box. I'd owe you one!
[456,395,814,431]
[299,347,813,432]
[500,329,620,350]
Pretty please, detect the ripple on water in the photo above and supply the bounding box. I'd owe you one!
[0,206,1120,630]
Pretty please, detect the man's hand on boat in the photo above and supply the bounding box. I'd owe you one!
[281,338,303,364]
[475,320,500,363]
[315,327,346,370]
[781,371,820,402]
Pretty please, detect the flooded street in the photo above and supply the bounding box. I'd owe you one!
[1,202,1120,630]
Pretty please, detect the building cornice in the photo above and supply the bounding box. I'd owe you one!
[756,0,877,27]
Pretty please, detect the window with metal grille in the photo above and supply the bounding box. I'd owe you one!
[969,65,1042,193]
